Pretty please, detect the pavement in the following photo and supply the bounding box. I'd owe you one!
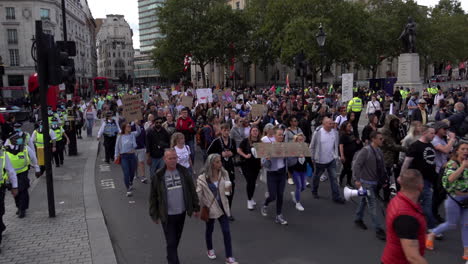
[0,123,116,264]
[95,127,462,264]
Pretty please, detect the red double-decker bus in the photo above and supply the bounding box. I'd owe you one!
[93,77,110,95]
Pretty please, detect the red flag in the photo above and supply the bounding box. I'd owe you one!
[270,85,276,92]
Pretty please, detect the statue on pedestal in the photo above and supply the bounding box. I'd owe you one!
[398,17,417,53]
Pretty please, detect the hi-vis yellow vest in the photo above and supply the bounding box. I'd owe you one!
[347,97,363,112]
[0,151,6,185]
[6,148,29,174]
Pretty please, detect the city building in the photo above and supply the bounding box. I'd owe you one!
[0,0,97,96]
[135,0,164,86]
[95,14,134,83]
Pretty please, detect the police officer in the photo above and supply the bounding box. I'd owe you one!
[5,132,40,218]
[51,117,69,167]
[31,121,56,176]
[347,95,363,134]
[5,122,35,152]
[0,142,18,251]
[97,111,120,163]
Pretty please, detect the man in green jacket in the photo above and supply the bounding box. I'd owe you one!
[149,148,200,264]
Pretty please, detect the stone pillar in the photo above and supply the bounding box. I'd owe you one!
[395,53,423,94]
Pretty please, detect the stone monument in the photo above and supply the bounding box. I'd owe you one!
[395,17,423,93]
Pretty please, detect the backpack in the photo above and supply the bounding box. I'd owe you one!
[196,125,212,148]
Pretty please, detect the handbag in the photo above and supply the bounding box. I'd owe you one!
[448,194,468,209]
[114,155,121,165]
[200,184,218,222]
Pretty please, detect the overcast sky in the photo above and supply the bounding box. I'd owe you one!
[87,0,468,50]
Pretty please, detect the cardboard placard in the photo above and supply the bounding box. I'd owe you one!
[181,96,193,108]
[254,142,310,158]
[251,104,266,117]
[122,94,143,122]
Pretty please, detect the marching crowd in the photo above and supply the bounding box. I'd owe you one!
[0,83,467,263]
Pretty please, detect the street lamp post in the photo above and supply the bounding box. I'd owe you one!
[316,23,326,88]
[242,54,249,89]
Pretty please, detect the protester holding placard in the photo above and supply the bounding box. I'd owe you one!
[288,133,308,212]
[260,127,288,225]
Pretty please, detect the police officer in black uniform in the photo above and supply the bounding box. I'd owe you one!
[97,111,120,163]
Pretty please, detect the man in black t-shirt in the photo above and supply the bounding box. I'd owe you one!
[400,125,437,229]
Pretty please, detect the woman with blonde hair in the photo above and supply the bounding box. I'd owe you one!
[171,132,193,178]
[197,154,238,264]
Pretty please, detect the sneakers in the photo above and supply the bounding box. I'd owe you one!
[291,191,297,203]
[126,191,133,197]
[320,175,328,182]
[354,220,368,230]
[295,203,304,211]
[261,205,268,217]
[265,191,269,198]
[287,178,294,185]
[275,214,288,225]
[251,200,256,206]
[376,228,386,241]
[428,229,444,240]
[306,180,311,187]
[225,257,238,264]
[128,185,134,191]
[140,177,148,184]
[247,200,254,210]
[207,249,216,260]
[312,193,320,199]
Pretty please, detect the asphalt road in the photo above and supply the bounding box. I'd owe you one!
[95,142,462,264]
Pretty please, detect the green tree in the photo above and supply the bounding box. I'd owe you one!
[152,0,250,86]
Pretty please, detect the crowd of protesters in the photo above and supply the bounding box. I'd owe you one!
[77,83,468,264]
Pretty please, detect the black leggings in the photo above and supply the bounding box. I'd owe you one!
[242,166,260,200]
[339,160,352,186]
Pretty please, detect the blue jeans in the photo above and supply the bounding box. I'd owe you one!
[264,167,287,215]
[205,214,233,258]
[86,118,94,137]
[354,184,384,231]
[432,195,468,247]
[121,153,137,189]
[292,171,306,202]
[151,158,164,176]
[186,139,195,163]
[312,160,342,201]
[420,180,436,229]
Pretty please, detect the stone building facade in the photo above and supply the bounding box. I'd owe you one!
[95,15,134,82]
[0,0,97,96]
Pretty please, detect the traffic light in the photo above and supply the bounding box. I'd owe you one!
[45,37,76,86]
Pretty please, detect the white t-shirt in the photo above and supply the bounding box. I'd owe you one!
[335,115,347,129]
[175,145,191,168]
[261,136,275,143]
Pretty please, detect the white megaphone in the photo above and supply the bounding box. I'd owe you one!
[344,186,368,201]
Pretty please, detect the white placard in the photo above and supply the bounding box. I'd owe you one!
[159,91,169,101]
[342,73,354,102]
[196,88,213,104]
[59,83,65,91]
[142,89,150,103]
[117,99,123,106]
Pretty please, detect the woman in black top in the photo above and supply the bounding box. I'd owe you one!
[361,114,378,145]
[207,123,237,220]
[339,121,363,187]
[237,126,261,210]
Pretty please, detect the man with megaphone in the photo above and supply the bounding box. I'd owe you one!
[350,131,387,241]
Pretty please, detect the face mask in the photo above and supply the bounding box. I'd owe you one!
[48,110,53,115]
[39,125,43,130]
[16,138,23,145]
[14,128,21,133]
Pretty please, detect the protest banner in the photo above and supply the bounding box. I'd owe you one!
[181,96,193,108]
[342,73,354,102]
[253,142,310,158]
[122,94,143,121]
[251,104,266,117]
[196,88,213,104]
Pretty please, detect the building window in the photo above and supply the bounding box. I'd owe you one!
[40,8,50,19]
[7,75,24,86]
[113,53,115,58]
[43,29,52,35]
[5,7,15,20]
[9,49,19,66]
[236,2,240,9]
[7,29,18,44]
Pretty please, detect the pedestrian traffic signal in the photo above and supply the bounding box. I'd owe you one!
[47,40,76,86]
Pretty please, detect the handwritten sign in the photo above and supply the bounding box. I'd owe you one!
[254,142,310,158]
[181,96,193,108]
[196,88,213,104]
[251,104,266,117]
[142,89,150,103]
[122,94,143,122]
[159,90,169,101]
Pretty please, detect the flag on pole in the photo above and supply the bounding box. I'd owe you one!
[270,85,276,92]
[183,54,192,71]
[286,74,290,92]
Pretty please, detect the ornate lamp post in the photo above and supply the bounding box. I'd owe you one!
[315,23,326,87]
